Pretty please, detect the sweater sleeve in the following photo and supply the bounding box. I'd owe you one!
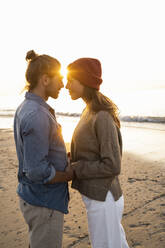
[72,111,121,179]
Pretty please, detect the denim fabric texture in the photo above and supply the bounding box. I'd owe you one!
[14,92,69,213]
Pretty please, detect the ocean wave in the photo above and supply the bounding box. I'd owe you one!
[56,112,165,124]
[0,110,15,117]
[0,110,164,124]
[56,112,81,117]
[120,115,165,123]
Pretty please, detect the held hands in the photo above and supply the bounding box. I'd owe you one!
[65,152,75,181]
[65,166,74,181]
[47,153,74,184]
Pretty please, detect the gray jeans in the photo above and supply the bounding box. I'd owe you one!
[19,197,64,248]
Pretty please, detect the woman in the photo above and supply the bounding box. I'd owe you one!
[66,58,129,248]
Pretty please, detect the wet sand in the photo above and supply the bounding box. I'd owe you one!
[0,126,165,248]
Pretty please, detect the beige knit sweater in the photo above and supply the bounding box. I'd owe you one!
[71,109,123,201]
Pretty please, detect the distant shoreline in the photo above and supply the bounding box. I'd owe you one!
[0,111,165,124]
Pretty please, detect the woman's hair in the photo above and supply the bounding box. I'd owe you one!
[24,50,61,91]
[82,86,121,128]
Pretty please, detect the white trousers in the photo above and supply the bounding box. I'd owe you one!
[82,191,129,248]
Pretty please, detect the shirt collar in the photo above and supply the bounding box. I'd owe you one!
[25,92,55,115]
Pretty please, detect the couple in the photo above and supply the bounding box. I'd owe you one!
[14,50,129,248]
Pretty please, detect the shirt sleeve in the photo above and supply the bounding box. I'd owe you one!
[72,111,122,179]
[21,110,56,184]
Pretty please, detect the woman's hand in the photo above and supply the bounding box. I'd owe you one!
[65,164,74,180]
[65,151,74,179]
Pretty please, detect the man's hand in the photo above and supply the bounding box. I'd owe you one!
[65,165,74,181]
[47,169,74,184]
[47,152,75,184]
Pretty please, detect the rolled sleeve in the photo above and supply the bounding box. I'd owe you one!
[43,166,56,184]
[22,110,56,184]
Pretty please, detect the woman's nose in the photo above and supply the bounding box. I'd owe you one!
[65,81,69,89]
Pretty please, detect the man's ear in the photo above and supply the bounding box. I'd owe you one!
[40,74,50,87]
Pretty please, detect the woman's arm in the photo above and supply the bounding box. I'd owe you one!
[71,111,121,179]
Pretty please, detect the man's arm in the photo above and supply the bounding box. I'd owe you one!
[22,111,73,184]
[47,168,74,184]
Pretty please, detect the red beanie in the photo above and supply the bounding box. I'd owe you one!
[67,58,102,90]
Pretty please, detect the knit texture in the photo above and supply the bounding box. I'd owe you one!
[71,109,123,201]
[67,58,102,90]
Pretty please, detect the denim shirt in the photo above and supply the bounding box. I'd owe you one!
[14,92,69,213]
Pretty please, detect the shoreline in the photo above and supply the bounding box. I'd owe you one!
[0,128,165,247]
[0,119,165,136]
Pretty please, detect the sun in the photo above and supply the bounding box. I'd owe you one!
[60,66,68,84]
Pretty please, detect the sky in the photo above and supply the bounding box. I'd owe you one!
[0,0,165,97]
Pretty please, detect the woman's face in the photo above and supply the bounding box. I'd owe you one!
[66,76,84,100]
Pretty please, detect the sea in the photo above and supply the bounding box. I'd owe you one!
[0,89,165,142]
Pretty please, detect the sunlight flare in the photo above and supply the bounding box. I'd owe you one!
[60,66,68,84]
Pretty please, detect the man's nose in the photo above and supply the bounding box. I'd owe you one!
[60,80,64,88]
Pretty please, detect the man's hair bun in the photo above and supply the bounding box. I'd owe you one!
[26,50,38,62]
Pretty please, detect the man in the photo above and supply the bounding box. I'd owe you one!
[14,50,73,248]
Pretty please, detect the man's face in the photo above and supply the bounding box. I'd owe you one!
[46,73,64,99]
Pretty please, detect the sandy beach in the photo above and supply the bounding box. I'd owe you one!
[0,125,165,248]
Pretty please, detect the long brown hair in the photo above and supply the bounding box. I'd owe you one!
[24,50,61,91]
[82,86,121,128]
